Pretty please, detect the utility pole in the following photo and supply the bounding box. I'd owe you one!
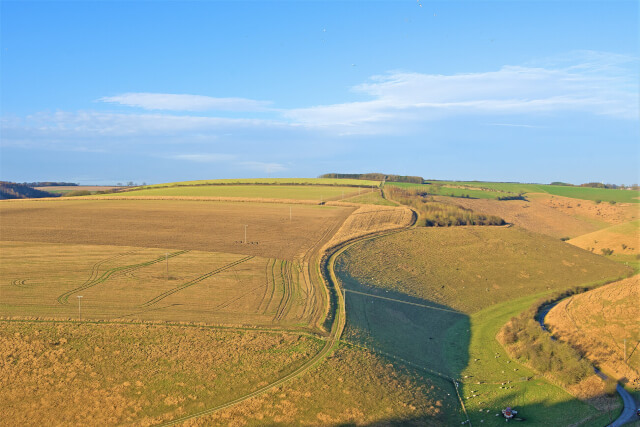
[77,295,83,321]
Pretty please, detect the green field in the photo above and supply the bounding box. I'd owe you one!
[436,181,640,203]
[108,184,363,201]
[388,182,506,199]
[139,177,381,189]
[334,227,631,426]
[342,188,398,206]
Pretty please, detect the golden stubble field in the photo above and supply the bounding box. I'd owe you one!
[0,241,321,328]
[0,199,353,260]
[546,275,640,391]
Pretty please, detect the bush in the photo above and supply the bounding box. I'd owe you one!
[595,199,601,204]
[601,248,614,256]
[65,190,92,197]
[609,200,616,205]
[560,237,570,241]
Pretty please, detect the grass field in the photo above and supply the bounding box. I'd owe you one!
[0,321,321,426]
[110,184,365,201]
[546,275,640,391]
[0,199,352,261]
[138,177,381,189]
[334,227,631,426]
[336,227,629,313]
[342,188,397,206]
[569,219,640,255]
[35,186,118,195]
[444,196,602,239]
[185,343,460,426]
[436,181,640,204]
[389,182,505,199]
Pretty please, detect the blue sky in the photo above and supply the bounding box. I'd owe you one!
[1,1,638,185]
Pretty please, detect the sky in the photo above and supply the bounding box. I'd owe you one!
[1,1,638,185]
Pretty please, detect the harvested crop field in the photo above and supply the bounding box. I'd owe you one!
[442,196,602,238]
[0,241,319,327]
[0,199,353,260]
[0,321,321,426]
[324,204,414,250]
[546,275,640,390]
[112,184,364,201]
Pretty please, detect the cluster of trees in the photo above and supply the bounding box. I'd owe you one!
[551,181,639,190]
[320,173,424,184]
[500,308,593,385]
[0,182,59,199]
[21,182,78,187]
[385,186,505,227]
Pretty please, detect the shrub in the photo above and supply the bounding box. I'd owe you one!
[65,190,92,197]
[601,248,614,256]
[560,237,570,241]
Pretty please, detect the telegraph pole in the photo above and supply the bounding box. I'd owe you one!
[77,295,83,321]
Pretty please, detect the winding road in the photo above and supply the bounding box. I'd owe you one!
[539,301,639,426]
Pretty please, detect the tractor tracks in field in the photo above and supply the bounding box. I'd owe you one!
[158,214,415,426]
[56,250,189,305]
[141,255,254,308]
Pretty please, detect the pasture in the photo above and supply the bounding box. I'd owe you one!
[444,196,602,238]
[138,177,381,188]
[185,343,460,426]
[110,184,365,201]
[335,227,630,313]
[0,199,353,260]
[0,321,321,426]
[334,226,631,426]
[435,181,640,204]
[569,219,640,255]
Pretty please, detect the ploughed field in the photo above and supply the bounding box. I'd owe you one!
[0,199,352,260]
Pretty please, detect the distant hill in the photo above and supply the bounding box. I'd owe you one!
[0,182,60,199]
[319,173,423,184]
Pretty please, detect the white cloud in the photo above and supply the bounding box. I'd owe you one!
[168,153,235,163]
[99,93,272,112]
[285,56,638,132]
[238,161,286,174]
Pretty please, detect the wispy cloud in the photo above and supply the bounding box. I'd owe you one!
[99,93,272,112]
[486,123,539,128]
[2,50,636,152]
[168,153,235,163]
[238,161,286,174]
[286,57,638,132]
